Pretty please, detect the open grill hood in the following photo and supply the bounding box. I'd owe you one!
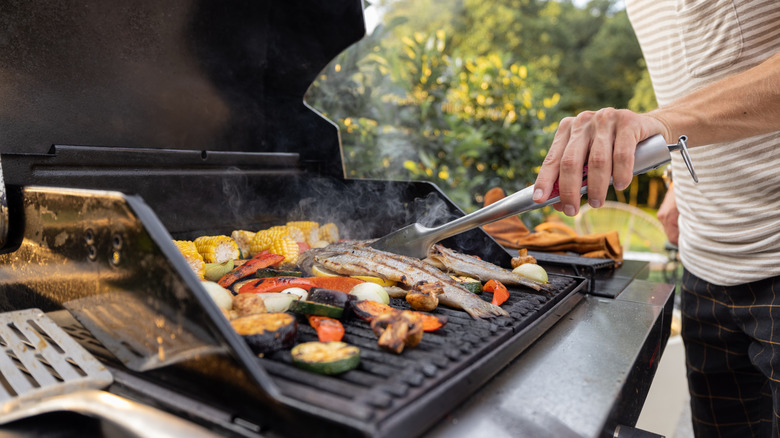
[0,2,588,437]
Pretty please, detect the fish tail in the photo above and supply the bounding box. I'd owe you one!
[461,298,509,319]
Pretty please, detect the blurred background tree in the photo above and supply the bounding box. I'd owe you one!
[306,0,665,222]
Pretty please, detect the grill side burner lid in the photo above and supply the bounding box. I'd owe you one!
[0,0,364,178]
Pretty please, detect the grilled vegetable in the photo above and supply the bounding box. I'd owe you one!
[231,230,256,258]
[308,288,350,308]
[194,235,240,264]
[218,253,285,288]
[237,276,364,294]
[291,341,359,375]
[289,300,344,318]
[349,282,390,305]
[458,281,483,294]
[250,225,306,261]
[483,279,510,306]
[352,276,397,287]
[406,282,443,312]
[204,260,234,282]
[255,268,303,278]
[286,221,320,244]
[307,315,345,342]
[311,264,340,277]
[232,292,268,317]
[281,287,309,300]
[269,238,301,266]
[239,277,314,294]
[510,248,537,268]
[512,263,549,283]
[256,293,299,313]
[230,313,297,354]
[201,281,233,312]
[371,311,423,354]
[307,276,365,293]
[174,240,205,279]
[229,278,255,295]
[307,222,339,248]
[351,300,447,332]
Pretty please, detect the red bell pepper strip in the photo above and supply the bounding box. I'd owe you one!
[307,315,345,342]
[238,276,315,294]
[483,279,509,306]
[217,252,284,288]
[237,275,365,295]
[306,276,365,293]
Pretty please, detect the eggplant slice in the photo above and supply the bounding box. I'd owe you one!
[230,313,298,354]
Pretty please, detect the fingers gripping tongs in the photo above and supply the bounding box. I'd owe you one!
[371,135,697,258]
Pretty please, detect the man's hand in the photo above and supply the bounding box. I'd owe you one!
[532,108,668,216]
[657,186,679,246]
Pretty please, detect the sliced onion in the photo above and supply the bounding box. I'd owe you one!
[281,287,309,301]
[512,263,549,283]
[201,281,233,311]
[349,282,390,305]
[257,293,299,313]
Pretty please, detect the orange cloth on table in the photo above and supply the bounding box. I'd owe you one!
[480,187,531,247]
[480,187,623,264]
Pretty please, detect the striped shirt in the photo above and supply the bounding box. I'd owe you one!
[625,0,780,286]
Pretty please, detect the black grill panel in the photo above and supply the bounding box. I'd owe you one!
[254,274,583,435]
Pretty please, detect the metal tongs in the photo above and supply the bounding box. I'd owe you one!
[371,134,697,258]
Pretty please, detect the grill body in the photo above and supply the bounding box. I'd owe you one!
[0,1,670,436]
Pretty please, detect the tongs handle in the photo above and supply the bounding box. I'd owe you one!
[429,134,696,241]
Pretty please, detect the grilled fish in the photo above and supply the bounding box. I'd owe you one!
[299,241,508,319]
[424,244,550,291]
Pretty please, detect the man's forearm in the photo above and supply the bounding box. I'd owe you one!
[649,51,780,147]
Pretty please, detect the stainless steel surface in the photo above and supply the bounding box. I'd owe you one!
[371,134,690,258]
[0,390,219,438]
[0,308,113,411]
[424,279,674,438]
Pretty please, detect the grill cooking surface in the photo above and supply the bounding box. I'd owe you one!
[258,274,582,435]
[49,272,583,438]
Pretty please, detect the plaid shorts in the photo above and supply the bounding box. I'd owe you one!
[681,268,780,437]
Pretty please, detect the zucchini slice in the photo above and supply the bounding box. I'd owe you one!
[255,268,303,278]
[230,313,297,354]
[458,281,483,294]
[291,342,360,375]
[289,300,344,318]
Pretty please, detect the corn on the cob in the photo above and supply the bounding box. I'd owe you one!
[269,237,300,265]
[231,230,256,258]
[286,221,319,243]
[309,222,339,247]
[174,240,205,279]
[250,225,305,256]
[194,235,240,263]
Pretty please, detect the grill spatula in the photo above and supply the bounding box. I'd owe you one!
[0,308,218,437]
[370,134,697,258]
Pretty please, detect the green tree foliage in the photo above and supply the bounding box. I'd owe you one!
[306,0,648,213]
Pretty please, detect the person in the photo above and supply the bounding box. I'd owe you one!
[531,1,780,436]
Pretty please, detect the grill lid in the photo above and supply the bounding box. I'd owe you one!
[0,0,364,178]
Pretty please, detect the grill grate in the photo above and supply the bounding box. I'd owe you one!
[48,274,584,437]
[254,274,583,433]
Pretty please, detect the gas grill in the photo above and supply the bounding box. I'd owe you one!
[0,1,672,437]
